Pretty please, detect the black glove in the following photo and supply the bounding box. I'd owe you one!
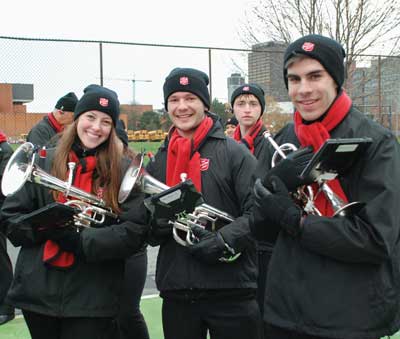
[254,176,303,238]
[250,179,281,242]
[188,226,227,264]
[45,227,83,255]
[263,146,314,192]
[148,217,173,245]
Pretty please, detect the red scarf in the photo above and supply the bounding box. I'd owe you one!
[43,151,97,268]
[47,112,63,133]
[0,131,7,143]
[233,119,263,154]
[294,91,352,217]
[166,117,213,192]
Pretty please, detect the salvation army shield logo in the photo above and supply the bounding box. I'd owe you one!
[180,77,189,86]
[99,98,109,107]
[200,158,210,171]
[302,42,315,52]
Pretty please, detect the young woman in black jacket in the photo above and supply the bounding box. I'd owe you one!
[1,85,148,339]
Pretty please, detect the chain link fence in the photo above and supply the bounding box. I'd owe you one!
[0,36,399,138]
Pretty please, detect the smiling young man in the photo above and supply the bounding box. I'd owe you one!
[250,34,400,339]
[27,92,78,147]
[146,68,262,339]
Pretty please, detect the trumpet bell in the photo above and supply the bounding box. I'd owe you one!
[333,201,365,217]
[118,152,170,204]
[1,142,36,196]
[118,153,145,204]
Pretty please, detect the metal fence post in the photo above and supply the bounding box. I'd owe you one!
[99,42,103,86]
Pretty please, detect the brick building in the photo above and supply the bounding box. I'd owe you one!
[0,83,128,140]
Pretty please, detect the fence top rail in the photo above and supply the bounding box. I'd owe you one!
[2,35,400,58]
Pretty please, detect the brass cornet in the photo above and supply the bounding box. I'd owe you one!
[263,132,362,217]
[119,154,240,262]
[1,142,117,227]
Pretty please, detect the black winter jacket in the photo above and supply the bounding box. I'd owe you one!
[27,116,59,147]
[0,141,13,213]
[253,107,400,339]
[146,113,258,293]
[1,148,148,317]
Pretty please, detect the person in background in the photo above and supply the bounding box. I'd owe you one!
[230,83,273,318]
[231,83,267,159]
[146,67,262,339]
[251,34,400,339]
[224,116,238,138]
[1,85,148,339]
[27,92,78,147]
[115,120,150,339]
[0,131,14,325]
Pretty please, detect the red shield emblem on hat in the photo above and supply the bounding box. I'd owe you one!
[180,77,189,86]
[243,86,250,91]
[302,42,315,52]
[99,98,109,107]
[200,158,210,171]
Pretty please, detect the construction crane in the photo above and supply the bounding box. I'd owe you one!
[102,76,152,104]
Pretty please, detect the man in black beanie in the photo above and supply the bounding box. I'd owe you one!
[251,34,400,339]
[230,83,274,317]
[27,92,78,147]
[224,116,238,138]
[146,67,262,339]
[230,83,267,157]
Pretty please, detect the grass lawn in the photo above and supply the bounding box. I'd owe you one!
[0,295,163,339]
[128,141,162,155]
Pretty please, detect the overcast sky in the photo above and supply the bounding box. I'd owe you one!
[1,0,257,110]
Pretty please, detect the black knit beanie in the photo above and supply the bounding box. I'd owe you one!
[74,84,120,126]
[163,68,210,110]
[230,83,266,114]
[283,34,346,89]
[225,116,238,127]
[55,92,78,112]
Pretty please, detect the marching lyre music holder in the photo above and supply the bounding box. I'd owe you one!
[299,137,373,217]
[300,137,373,183]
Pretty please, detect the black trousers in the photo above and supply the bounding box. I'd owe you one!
[117,249,149,339]
[22,310,118,339]
[264,323,380,339]
[0,233,13,315]
[162,296,263,339]
[256,249,271,316]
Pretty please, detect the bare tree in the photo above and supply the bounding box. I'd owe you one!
[241,0,400,76]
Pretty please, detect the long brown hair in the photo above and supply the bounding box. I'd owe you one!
[51,121,123,213]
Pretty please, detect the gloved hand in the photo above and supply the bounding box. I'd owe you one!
[45,227,83,255]
[188,226,227,264]
[148,217,173,245]
[263,146,314,192]
[254,176,303,238]
[250,178,281,242]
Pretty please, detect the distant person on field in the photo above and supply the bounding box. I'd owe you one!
[224,116,238,138]
[27,92,78,147]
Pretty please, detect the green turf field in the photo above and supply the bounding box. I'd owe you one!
[0,296,163,339]
[0,295,399,339]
